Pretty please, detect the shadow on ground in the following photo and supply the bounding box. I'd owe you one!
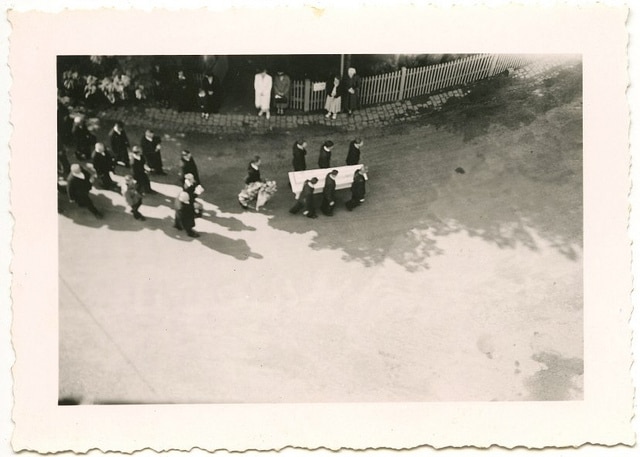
[59,189,262,261]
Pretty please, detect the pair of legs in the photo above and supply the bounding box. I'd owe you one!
[130,201,145,220]
[174,211,200,237]
[345,198,364,211]
[321,198,335,216]
[289,201,317,218]
[77,197,103,219]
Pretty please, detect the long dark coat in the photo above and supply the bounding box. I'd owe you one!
[351,172,366,200]
[323,174,337,203]
[109,129,130,164]
[131,155,151,193]
[292,143,307,171]
[66,170,93,205]
[140,135,162,171]
[300,181,316,213]
[318,146,332,169]
[180,158,200,185]
[346,141,361,165]
[342,74,362,111]
[321,173,337,215]
[175,201,196,232]
[201,75,221,113]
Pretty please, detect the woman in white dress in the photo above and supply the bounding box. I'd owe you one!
[254,68,273,119]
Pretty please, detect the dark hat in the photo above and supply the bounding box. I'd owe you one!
[310,177,319,184]
[324,140,334,148]
[329,169,339,176]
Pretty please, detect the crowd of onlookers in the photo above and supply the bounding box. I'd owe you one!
[58,96,369,237]
[252,66,362,120]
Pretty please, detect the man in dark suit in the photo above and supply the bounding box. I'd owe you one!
[289,177,318,218]
[91,142,119,191]
[321,170,339,216]
[346,166,368,211]
[179,149,200,186]
[346,137,364,165]
[66,164,103,218]
[174,191,199,237]
[318,140,334,169]
[140,129,165,175]
[292,139,307,171]
[109,121,130,167]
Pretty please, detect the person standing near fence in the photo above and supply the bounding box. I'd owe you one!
[318,140,334,169]
[343,67,361,115]
[321,169,339,216]
[324,75,343,120]
[173,70,191,112]
[346,137,364,165]
[273,70,291,115]
[201,71,221,117]
[292,139,307,171]
[254,68,273,119]
[346,166,368,211]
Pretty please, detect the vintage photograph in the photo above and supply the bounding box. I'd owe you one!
[56,53,584,404]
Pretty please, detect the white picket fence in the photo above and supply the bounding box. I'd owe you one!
[291,54,560,112]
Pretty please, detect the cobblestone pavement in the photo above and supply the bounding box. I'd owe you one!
[98,60,574,136]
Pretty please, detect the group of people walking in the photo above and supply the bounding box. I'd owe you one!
[292,137,364,171]
[289,137,368,218]
[62,117,208,237]
[61,109,370,237]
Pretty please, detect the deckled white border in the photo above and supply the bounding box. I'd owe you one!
[0,2,636,455]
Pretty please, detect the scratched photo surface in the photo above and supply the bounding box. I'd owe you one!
[57,53,583,405]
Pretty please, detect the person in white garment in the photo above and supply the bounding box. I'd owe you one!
[254,68,273,119]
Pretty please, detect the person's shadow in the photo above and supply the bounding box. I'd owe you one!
[58,185,263,260]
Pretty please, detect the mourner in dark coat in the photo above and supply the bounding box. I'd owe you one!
[292,140,307,171]
[91,142,119,191]
[346,137,364,165]
[123,175,145,220]
[318,140,334,169]
[321,170,339,216]
[140,129,165,175]
[179,150,200,186]
[72,118,96,160]
[66,164,102,218]
[346,166,368,211]
[245,156,262,184]
[130,146,152,194]
[173,70,191,112]
[289,177,318,218]
[174,191,199,237]
[201,72,221,115]
[181,173,204,218]
[342,67,362,114]
[109,121,130,166]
